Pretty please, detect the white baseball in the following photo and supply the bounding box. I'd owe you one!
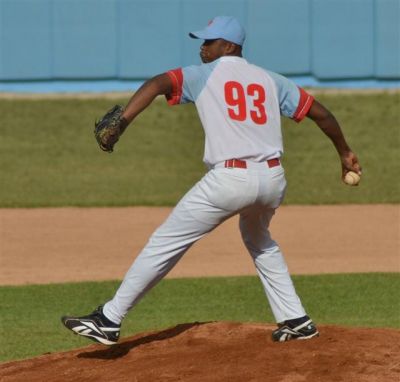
[344,171,361,186]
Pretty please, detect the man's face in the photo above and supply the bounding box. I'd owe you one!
[200,39,230,63]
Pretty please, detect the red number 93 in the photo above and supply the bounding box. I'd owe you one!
[224,81,267,125]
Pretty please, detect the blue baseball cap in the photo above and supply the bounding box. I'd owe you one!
[189,16,245,46]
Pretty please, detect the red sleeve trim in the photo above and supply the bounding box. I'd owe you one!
[293,87,314,122]
[165,68,183,105]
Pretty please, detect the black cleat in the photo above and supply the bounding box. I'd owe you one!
[272,317,319,342]
[61,306,120,345]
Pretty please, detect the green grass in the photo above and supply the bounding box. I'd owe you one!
[1,273,399,362]
[0,92,399,207]
[281,92,400,204]
[0,98,204,207]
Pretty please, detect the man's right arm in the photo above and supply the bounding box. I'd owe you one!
[307,100,362,180]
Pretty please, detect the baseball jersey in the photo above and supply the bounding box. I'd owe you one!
[165,56,314,167]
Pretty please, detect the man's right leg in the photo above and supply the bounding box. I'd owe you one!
[239,206,307,323]
[239,206,318,341]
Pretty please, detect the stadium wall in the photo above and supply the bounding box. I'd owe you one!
[0,0,399,82]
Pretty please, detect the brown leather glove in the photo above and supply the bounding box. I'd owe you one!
[94,105,128,153]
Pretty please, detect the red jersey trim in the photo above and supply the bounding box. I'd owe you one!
[165,68,183,105]
[293,87,314,122]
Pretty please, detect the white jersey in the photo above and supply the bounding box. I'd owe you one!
[103,58,313,329]
[166,56,314,167]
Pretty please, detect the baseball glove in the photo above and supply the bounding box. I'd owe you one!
[94,105,127,153]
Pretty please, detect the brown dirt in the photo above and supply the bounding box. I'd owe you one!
[1,322,399,382]
[0,205,398,285]
[0,205,399,381]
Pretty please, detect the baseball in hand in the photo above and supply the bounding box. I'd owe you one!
[344,171,361,186]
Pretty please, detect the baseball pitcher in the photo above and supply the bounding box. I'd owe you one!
[62,16,362,344]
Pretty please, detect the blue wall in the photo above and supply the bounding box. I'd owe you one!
[0,0,399,81]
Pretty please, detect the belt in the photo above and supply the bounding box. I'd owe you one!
[224,158,280,169]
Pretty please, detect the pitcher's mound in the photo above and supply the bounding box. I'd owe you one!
[1,322,399,382]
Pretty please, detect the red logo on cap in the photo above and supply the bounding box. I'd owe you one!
[208,19,214,26]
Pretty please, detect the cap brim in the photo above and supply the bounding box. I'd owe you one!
[189,30,219,40]
[189,31,200,39]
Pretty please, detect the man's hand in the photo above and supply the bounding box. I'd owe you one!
[307,100,362,183]
[340,150,362,182]
[94,105,128,153]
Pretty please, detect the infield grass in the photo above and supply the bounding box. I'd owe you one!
[1,273,399,362]
[0,92,399,207]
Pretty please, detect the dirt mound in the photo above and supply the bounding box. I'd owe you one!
[1,322,399,382]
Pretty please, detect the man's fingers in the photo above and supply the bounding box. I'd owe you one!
[342,152,362,176]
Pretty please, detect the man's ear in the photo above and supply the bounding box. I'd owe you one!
[223,41,241,56]
[225,42,236,54]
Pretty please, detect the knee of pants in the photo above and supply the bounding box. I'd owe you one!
[240,229,278,258]
[244,239,279,259]
[239,206,278,255]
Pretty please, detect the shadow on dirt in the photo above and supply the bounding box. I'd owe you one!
[77,321,209,360]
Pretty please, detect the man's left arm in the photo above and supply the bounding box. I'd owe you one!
[122,73,173,125]
[94,73,173,153]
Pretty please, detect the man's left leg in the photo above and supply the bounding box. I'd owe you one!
[61,170,239,344]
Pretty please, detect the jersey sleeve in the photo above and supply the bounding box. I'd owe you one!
[165,63,215,106]
[267,71,314,122]
[292,87,315,122]
[165,68,185,105]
